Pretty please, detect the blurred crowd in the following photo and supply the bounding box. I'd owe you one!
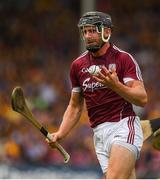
[0,0,159,178]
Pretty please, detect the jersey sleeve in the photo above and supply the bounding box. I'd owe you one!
[70,61,81,92]
[122,53,143,84]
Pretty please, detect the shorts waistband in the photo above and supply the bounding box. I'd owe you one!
[93,121,117,133]
[93,116,137,133]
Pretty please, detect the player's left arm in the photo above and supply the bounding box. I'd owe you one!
[93,66,148,107]
[123,79,148,106]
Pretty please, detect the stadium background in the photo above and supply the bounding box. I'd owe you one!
[0,0,159,178]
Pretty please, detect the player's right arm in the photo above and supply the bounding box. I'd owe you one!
[49,91,84,143]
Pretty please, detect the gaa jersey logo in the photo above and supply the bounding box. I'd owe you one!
[108,63,116,71]
[81,65,104,74]
[82,77,105,92]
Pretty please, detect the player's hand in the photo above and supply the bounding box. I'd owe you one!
[93,66,119,89]
[153,128,160,137]
[46,132,62,148]
[152,128,160,150]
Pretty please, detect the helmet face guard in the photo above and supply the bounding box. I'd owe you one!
[78,11,113,52]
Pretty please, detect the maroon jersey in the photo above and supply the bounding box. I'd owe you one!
[70,44,143,128]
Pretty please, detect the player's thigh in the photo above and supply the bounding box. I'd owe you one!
[105,169,136,180]
[107,144,136,179]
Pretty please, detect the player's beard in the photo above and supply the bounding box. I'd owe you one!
[85,39,105,53]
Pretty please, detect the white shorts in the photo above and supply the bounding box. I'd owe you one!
[93,116,143,173]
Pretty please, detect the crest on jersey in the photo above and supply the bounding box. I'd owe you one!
[108,63,116,71]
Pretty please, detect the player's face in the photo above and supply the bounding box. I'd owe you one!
[80,25,104,52]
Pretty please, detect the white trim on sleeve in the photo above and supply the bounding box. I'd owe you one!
[123,77,134,84]
[72,87,81,92]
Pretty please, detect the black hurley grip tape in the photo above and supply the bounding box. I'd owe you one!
[150,118,160,132]
[40,127,48,137]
